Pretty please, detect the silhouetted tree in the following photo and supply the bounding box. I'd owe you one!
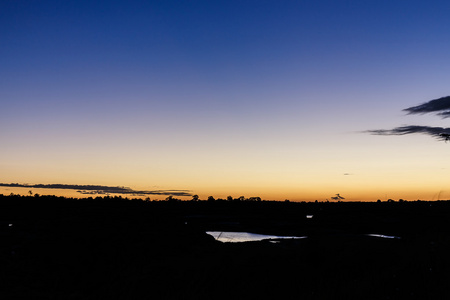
[248,197,262,202]
[166,195,179,202]
[192,194,199,201]
[227,195,233,201]
[207,196,215,202]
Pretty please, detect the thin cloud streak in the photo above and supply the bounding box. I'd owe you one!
[0,183,192,197]
[367,125,450,141]
[403,96,450,118]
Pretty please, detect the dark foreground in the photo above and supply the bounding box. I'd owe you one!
[2,196,450,299]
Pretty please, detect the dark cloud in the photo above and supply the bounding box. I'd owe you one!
[367,95,450,141]
[0,183,192,197]
[403,96,450,118]
[367,125,450,141]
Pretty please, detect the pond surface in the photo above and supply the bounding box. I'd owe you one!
[206,231,401,243]
[366,234,400,239]
[206,231,306,243]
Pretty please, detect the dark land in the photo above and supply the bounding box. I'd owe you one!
[2,195,450,299]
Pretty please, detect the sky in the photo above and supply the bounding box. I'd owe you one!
[2,0,450,201]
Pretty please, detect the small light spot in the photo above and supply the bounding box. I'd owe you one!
[306,215,313,219]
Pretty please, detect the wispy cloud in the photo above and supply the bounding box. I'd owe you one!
[367,125,450,141]
[367,96,450,141]
[403,96,450,117]
[0,183,192,197]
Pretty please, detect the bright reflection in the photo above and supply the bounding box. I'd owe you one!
[207,231,401,242]
[366,234,401,239]
[206,231,307,243]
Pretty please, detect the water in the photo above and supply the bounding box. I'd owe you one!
[206,231,306,243]
[366,234,400,239]
[206,231,401,243]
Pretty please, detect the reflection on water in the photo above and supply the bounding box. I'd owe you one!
[366,234,401,239]
[206,231,306,243]
[207,231,401,243]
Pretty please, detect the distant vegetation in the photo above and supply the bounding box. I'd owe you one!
[0,192,433,203]
[2,193,265,203]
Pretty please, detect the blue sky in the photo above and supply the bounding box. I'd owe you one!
[2,0,450,200]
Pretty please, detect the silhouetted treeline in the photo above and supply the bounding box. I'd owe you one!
[166,194,262,202]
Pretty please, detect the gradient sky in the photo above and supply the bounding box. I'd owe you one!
[2,0,450,201]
